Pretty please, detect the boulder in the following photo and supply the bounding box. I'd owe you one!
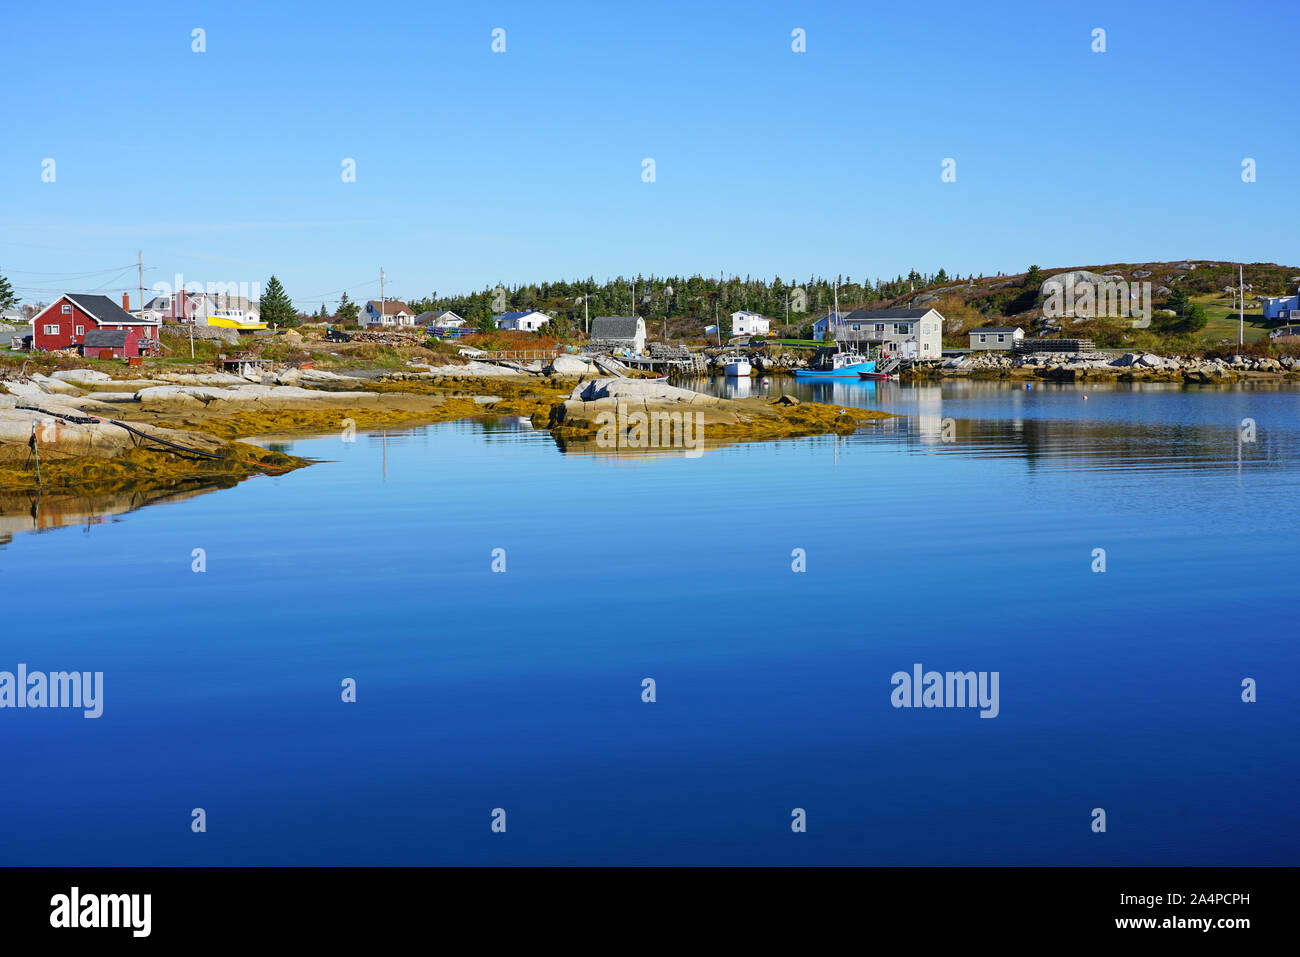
[51,369,113,384]
[546,354,592,375]
[1039,270,1113,298]
[29,373,85,396]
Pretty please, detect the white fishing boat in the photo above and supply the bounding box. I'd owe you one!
[723,355,751,377]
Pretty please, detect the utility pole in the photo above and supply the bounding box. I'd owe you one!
[137,250,143,322]
[663,285,673,344]
[1239,264,1245,346]
[380,267,386,326]
[584,294,589,334]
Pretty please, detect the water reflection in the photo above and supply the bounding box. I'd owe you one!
[0,485,223,548]
[685,375,1300,472]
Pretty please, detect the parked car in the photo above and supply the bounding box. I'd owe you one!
[324,328,353,342]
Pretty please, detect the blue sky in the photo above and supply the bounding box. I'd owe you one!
[2,0,1296,309]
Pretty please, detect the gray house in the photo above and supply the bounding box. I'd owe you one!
[969,326,1024,351]
[834,308,944,359]
[590,316,647,354]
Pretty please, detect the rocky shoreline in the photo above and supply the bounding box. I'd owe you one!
[922,350,1300,382]
[0,362,887,492]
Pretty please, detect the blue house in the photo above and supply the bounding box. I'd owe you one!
[811,312,851,341]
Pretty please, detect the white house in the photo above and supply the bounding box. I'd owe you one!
[494,310,549,332]
[730,310,771,337]
[589,315,647,354]
[834,308,944,359]
[1261,288,1300,322]
[140,291,215,324]
[363,300,416,326]
[969,327,1024,351]
[417,310,466,328]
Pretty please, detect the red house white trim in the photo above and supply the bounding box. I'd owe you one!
[31,294,161,353]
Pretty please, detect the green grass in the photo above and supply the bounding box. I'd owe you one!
[1192,295,1270,344]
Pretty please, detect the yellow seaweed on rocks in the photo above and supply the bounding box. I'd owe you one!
[0,442,306,494]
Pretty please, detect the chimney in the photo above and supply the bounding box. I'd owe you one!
[122,292,131,312]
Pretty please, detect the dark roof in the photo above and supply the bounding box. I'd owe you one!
[590,316,642,339]
[970,327,1023,334]
[367,300,413,314]
[842,308,936,322]
[84,329,129,348]
[65,294,142,326]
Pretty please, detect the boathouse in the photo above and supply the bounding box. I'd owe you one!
[590,316,647,354]
[82,328,141,360]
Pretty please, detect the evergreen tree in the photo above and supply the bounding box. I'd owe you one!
[260,275,296,328]
[1024,265,1044,288]
[1167,286,1190,316]
[337,292,360,324]
[0,268,17,311]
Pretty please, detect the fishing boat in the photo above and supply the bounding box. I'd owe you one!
[793,350,875,378]
[792,278,875,377]
[857,369,895,381]
[723,355,752,377]
[207,309,267,331]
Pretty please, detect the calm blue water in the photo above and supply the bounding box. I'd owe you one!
[2,378,1297,865]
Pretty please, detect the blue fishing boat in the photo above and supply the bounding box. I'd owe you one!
[793,350,875,378]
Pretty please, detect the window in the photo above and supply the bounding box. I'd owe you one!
[997,334,1005,343]
[62,304,72,314]
[852,323,860,331]
[44,324,59,335]
[894,323,910,335]
[979,334,987,342]
[875,324,885,332]
[76,325,85,336]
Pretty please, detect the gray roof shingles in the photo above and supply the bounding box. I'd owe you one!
[590,316,641,339]
[66,294,143,326]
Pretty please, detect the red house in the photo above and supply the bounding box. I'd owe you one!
[31,293,160,353]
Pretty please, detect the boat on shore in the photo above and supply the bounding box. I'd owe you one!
[208,309,267,331]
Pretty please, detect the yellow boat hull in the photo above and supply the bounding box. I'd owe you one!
[208,316,267,330]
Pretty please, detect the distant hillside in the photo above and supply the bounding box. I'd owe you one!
[875,261,1300,350]
[396,260,1298,350]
